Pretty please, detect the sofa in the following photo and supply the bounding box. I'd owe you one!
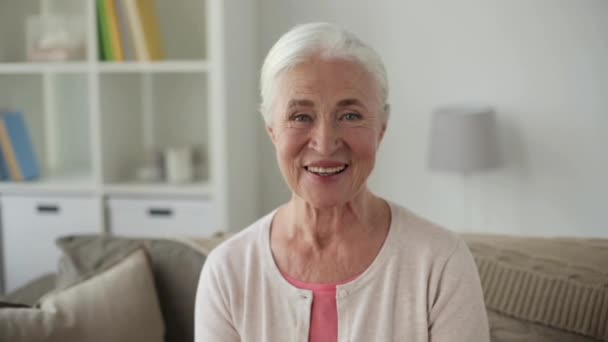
[1,232,607,342]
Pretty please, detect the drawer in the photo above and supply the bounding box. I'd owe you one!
[108,197,219,238]
[1,194,103,292]
[1,195,102,230]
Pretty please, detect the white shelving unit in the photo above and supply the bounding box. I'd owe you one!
[0,0,259,293]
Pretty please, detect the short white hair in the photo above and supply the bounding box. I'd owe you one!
[260,22,390,125]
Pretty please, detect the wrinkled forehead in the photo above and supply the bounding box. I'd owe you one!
[274,57,381,108]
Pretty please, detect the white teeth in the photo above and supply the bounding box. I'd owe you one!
[307,165,346,174]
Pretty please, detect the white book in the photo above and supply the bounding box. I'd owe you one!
[122,0,149,61]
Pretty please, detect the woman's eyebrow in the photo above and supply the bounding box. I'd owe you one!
[287,99,315,109]
[337,98,365,108]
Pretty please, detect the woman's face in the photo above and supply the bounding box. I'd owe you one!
[267,57,387,208]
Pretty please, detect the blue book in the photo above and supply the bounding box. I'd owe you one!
[0,116,17,180]
[0,109,9,180]
[0,148,9,180]
[1,111,40,181]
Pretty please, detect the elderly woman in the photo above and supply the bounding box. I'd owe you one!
[195,23,490,342]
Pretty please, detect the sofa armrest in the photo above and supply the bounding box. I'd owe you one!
[5,273,57,306]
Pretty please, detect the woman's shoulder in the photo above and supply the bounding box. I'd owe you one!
[204,211,274,270]
[388,201,463,259]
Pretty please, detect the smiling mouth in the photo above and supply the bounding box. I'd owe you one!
[305,165,349,176]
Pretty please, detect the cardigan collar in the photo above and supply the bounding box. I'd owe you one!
[260,200,402,299]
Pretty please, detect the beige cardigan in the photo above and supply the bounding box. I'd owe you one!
[195,202,490,341]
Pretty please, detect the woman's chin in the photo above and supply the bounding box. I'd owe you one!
[301,196,345,209]
[296,188,357,209]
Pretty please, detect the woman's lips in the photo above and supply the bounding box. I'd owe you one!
[305,164,349,176]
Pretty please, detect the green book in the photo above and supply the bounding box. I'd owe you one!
[96,2,105,60]
[97,0,114,60]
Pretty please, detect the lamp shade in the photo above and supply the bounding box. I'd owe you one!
[428,105,502,174]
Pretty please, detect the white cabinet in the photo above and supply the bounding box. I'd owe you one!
[108,197,218,238]
[0,0,259,293]
[1,194,103,292]
[0,0,258,229]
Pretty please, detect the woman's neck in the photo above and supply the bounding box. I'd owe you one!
[280,189,384,250]
[270,189,391,283]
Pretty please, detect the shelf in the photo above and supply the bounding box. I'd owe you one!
[0,172,97,195]
[0,61,211,75]
[103,181,213,198]
[0,176,212,197]
[98,61,210,73]
[0,62,89,74]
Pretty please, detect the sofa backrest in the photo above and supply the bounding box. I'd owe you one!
[56,234,227,342]
[463,234,608,342]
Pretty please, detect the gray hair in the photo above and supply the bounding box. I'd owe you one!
[259,22,390,125]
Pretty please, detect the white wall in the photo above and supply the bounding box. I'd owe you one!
[256,0,608,237]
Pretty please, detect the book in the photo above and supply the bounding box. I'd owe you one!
[136,0,164,60]
[0,117,22,181]
[97,0,114,60]
[0,109,9,180]
[123,0,147,60]
[0,112,40,181]
[97,6,105,60]
[123,0,165,61]
[105,0,125,61]
[115,0,134,60]
[0,121,14,180]
[0,148,10,181]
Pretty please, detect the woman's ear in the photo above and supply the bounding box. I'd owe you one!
[378,104,390,143]
[266,125,277,144]
[378,123,387,143]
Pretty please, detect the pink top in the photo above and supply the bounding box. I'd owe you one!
[281,272,360,342]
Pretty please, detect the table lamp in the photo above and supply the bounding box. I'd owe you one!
[428,105,502,230]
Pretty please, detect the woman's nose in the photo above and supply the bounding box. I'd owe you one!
[309,120,342,155]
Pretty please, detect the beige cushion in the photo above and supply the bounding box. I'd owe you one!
[0,248,165,342]
[54,234,230,342]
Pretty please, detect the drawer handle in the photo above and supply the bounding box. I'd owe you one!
[37,205,60,214]
[148,208,173,217]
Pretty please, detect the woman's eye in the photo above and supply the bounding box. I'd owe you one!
[341,112,361,121]
[293,114,312,122]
